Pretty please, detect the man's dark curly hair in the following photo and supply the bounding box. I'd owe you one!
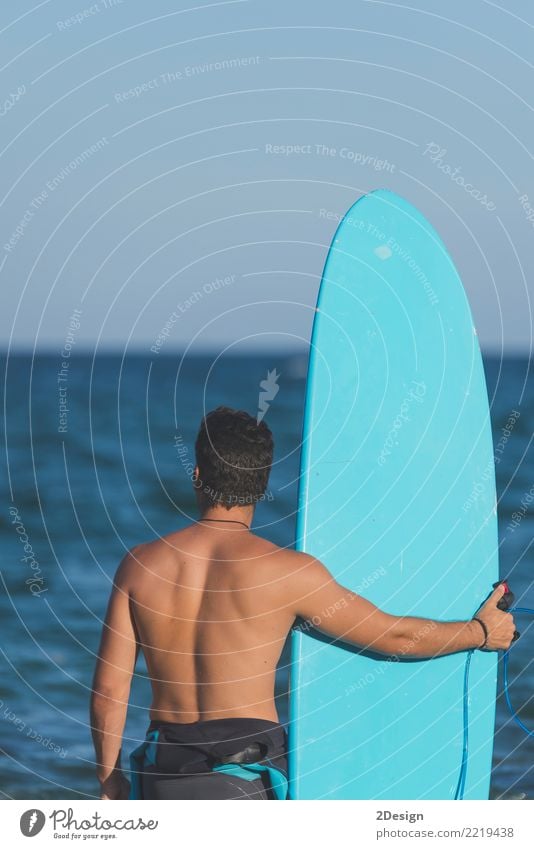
[194,406,273,511]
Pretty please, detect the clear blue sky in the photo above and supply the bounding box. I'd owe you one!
[1,0,533,354]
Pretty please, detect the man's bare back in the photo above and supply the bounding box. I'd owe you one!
[127,523,298,724]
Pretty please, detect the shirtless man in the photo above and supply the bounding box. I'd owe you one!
[90,406,516,800]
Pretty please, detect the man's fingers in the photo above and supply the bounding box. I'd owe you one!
[490,583,506,603]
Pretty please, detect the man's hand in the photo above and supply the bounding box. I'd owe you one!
[474,584,516,651]
[99,770,130,800]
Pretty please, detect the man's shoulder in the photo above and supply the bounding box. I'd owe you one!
[251,539,325,577]
[252,546,335,610]
[125,526,192,556]
[114,536,171,579]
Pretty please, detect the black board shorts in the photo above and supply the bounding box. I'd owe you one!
[135,717,288,800]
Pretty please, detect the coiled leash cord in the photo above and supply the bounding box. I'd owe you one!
[454,582,533,800]
[502,607,534,740]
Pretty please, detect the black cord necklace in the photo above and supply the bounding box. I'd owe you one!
[198,518,250,530]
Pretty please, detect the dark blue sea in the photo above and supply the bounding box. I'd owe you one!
[0,353,532,799]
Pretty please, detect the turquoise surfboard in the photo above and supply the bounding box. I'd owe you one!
[289,189,498,800]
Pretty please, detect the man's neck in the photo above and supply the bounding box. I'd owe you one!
[198,506,254,528]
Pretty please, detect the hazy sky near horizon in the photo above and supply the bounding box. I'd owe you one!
[1,0,533,355]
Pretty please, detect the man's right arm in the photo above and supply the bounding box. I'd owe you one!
[287,555,515,657]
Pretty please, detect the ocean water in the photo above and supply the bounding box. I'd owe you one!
[0,352,532,800]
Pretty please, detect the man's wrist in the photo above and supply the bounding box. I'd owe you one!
[97,767,123,785]
[470,617,488,649]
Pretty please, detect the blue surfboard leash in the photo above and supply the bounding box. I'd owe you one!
[502,607,534,741]
[454,590,534,800]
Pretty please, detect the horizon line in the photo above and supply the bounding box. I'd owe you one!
[0,345,531,358]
